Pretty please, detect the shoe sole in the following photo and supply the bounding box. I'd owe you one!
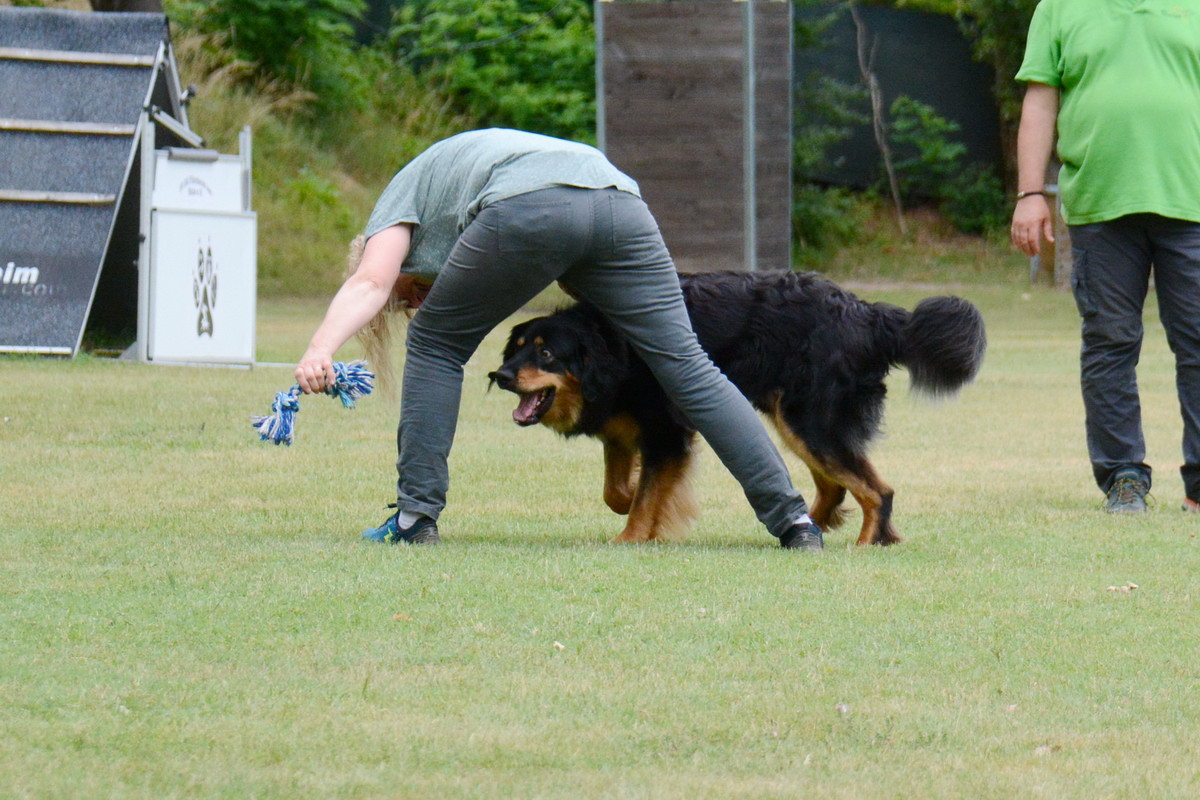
[780,534,824,551]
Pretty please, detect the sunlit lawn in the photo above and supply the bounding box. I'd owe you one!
[3,285,1199,799]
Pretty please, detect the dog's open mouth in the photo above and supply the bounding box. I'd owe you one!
[513,388,555,426]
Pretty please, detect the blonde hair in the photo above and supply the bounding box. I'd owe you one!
[347,234,410,392]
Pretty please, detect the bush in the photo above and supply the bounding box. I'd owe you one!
[792,184,869,264]
[388,0,595,142]
[167,0,369,117]
[889,96,967,200]
[889,96,1007,234]
[940,164,1008,235]
[792,6,869,258]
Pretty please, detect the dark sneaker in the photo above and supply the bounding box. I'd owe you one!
[362,513,440,545]
[1105,469,1149,514]
[780,521,823,551]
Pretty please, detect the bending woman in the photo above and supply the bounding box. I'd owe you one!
[295,128,822,550]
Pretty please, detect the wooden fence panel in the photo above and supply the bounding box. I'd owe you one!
[599,1,792,273]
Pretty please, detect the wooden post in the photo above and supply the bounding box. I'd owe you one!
[1029,173,1072,289]
[1052,186,1072,289]
[596,0,792,273]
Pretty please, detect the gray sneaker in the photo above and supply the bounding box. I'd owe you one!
[780,522,824,551]
[1105,469,1149,514]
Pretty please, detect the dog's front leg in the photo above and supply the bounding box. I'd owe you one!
[601,437,640,515]
[611,453,697,543]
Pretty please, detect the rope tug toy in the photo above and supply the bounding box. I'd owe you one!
[251,360,375,446]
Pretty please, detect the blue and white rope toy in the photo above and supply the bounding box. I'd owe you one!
[251,360,375,446]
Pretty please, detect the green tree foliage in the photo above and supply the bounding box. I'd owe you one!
[890,96,1007,234]
[388,0,595,142]
[895,0,1041,181]
[792,3,871,257]
[167,0,369,115]
[890,95,967,199]
[954,0,1040,122]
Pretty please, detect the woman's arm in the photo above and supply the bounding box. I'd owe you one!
[295,224,419,393]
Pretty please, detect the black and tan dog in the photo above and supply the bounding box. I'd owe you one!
[489,271,986,545]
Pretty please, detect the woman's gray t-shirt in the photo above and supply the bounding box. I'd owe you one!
[364,128,641,279]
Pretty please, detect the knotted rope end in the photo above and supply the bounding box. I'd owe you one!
[250,361,375,446]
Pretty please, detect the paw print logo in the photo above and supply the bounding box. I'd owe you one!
[193,239,217,337]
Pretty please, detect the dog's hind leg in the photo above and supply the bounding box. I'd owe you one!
[611,451,697,543]
[833,457,899,546]
[808,470,849,531]
[770,408,900,546]
[808,456,898,546]
[768,410,848,530]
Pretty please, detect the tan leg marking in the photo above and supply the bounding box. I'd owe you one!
[808,470,848,531]
[770,406,901,546]
[600,417,642,515]
[611,455,697,543]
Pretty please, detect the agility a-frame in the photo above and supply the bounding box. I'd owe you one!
[0,7,214,356]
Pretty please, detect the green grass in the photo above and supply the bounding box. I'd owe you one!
[820,208,1030,287]
[4,286,1200,798]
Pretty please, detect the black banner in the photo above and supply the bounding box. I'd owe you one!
[0,204,113,353]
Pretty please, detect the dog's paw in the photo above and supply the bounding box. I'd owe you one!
[610,527,653,544]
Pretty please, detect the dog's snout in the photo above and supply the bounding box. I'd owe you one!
[489,367,516,391]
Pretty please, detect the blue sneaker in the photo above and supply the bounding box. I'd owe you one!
[362,512,440,545]
[1105,468,1150,514]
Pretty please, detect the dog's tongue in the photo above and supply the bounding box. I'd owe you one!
[513,391,543,425]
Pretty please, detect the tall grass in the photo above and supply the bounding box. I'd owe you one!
[4,286,1200,798]
[173,32,469,298]
[819,206,1029,287]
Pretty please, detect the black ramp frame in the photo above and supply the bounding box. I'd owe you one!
[0,7,188,355]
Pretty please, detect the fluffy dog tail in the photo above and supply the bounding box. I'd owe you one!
[898,296,986,397]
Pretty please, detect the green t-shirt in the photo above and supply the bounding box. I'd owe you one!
[364,128,640,279]
[1016,0,1200,224]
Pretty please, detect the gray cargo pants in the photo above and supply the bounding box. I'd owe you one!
[395,186,809,538]
[1070,213,1200,500]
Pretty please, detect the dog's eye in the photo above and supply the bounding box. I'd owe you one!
[539,348,554,361]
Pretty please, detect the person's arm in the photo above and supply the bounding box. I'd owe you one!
[295,224,425,393]
[1011,82,1059,257]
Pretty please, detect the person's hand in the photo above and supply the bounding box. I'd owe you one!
[1011,194,1054,257]
[295,346,335,394]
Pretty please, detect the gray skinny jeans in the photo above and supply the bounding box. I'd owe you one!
[395,186,809,538]
[1069,213,1200,499]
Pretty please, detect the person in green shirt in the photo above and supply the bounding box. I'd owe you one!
[294,129,823,549]
[1011,0,1200,514]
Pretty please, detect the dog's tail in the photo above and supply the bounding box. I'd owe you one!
[897,296,986,397]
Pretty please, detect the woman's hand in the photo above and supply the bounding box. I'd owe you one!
[295,346,335,394]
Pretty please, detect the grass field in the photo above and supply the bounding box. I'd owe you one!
[4,285,1200,799]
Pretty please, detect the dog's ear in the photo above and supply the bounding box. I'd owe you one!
[503,319,533,361]
[573,321,627,403]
